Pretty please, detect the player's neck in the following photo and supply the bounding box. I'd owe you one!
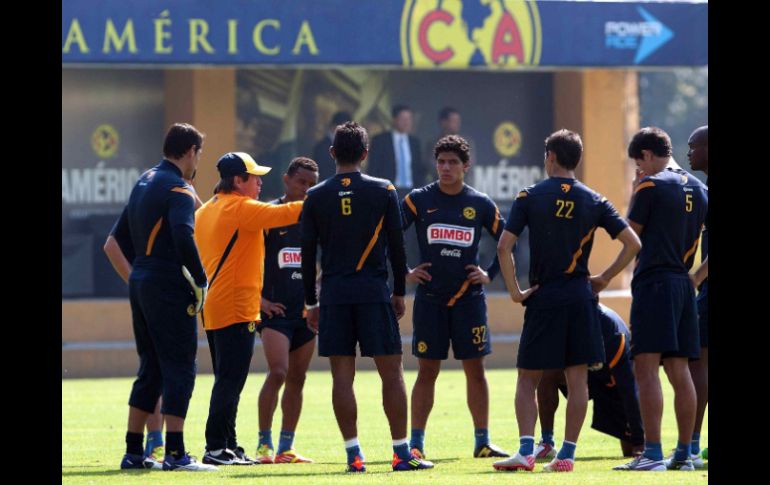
[335,164,361,174]
[438,180,464,195]
[282,193,303,202]
[549,168,575,179]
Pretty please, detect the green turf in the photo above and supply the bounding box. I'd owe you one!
[62,368,707,484]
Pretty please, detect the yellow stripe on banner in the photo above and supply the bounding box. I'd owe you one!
[608,333,626,369]
[356,216,384,271]
[145,217,163,256]
[565,227,596,274]
[404,194,418,216]
[683,236,700,263]
[447,279,470,307]
[634,181,655,193]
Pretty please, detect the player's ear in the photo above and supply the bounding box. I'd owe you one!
[360,148,369,162]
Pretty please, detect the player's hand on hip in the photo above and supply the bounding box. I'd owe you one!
[261,298,286,318]
[510,284,539,304]
[406,262,432,285]
[465,265,490,285]
[391,295,406,320]
[306,307,320,333]
[182,266,207,315]
[589,274,610,295]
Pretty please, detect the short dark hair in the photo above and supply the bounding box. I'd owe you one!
[438,106,459,121]
[392,104,411,119]
[434,135,470,163]
[628,127,673,159]
[287,157,319,177]
[331,111,352,127]
[332,122,368,165]
[544,129,583,170]
[163,123,204,159]
[213,173,250,195]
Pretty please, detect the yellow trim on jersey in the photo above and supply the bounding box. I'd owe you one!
[145,217,163,256]
[634,181,656,193]
[683,236,700,263]
[492,206,501,234]
[447,279,471,307]
[171,186,195,198]
[608,333,626,369]
[356,216,385,271]
[404,194,418,216]
[565,227,596,274]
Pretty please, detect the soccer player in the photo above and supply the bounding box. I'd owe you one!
[194,152,304,466]
[401,135,509,459]
[613,127,707,472]
[534,302,644,460]
[301,121,433,472]
[109,123,216,471]
[493,129,641,473]
[256,157,319,464]
[684,125,708,468]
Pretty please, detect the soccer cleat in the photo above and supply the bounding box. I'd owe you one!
[144,446,165,469]
[543,457,574,472]
[613,455,666,471]
[162,453,219,471]
[474,443,510,458]
[690,454,704,469]
[202,448,239,465]
[410,447,425,459]
[492,452,536,471]
[534,441,557,459]
[256,444,275,464]
[346,455,366,473]
[120,453,153,470]
[665,458,695,471]
[274,448,314,463]
[233,446,258,465]
[392,453,435,471]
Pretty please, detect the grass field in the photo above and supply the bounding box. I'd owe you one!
[62,369,707,484]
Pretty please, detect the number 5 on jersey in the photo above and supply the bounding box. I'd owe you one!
[341,197,352,216]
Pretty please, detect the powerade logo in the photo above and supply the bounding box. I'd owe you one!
[278,247,301,269]
[428,224,474,247]
[401,0,541,68]
[605,7,674,64]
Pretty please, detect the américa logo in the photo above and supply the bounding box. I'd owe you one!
[401,0,541,69]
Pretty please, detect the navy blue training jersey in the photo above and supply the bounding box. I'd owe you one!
[402,182,504,305]
[505,177,628,308]
[628,168,708,287]
[262,197,305,320]
[301,172,407,305]
[111,159,205,285]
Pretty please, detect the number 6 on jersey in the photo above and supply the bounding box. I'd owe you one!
[341,197,352,215]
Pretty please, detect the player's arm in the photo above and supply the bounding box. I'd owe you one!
[260,297,286,318]
[401,192,432,285]
[497,229,538,303]
[690,255,708,288]
[590,198,642,294]
[386,187,407,319]
[300,198,320,330]
[104,236,132,284]
[626,178,655,237]
[168,189,207,287]
[104,206,134,284]
[472,200,506,284]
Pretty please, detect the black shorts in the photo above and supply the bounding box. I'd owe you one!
[630,277,700,359]
[517,299,604,370]
[258,317,316,352]
[412,296,490,360]
[318,303,402,357]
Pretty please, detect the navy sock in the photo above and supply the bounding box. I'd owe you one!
[674,441,690,461]
[393,441,411,461]
[518,436,535,456]
[144,430,163,456]
[126,432,143,456]
[346,445,364,464]
[690,432,700,455]
[165,432,185,459]
[556,440,576,460]
[277,430,295,454]
[410,429,425,451]
[541,429,555,446]
[643,441,663,461]
[475,428,490,449]
[259,430,273,450]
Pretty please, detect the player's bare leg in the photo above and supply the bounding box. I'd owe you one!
[563,364,588,444]
[373,354,408,439]
[329,356,358,439]
[258,328,291,431]
[411,358,441,430]
[663,357,697,448]
[463,357,488,429]
[281,338,316,431]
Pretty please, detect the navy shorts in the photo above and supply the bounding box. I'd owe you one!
[412,296,491,360]
[258,316,316,352]
[697,293,708,348]
[517,298,604,370]
[128,277,198,419]
[318,303,402,357]
[630,277,700,359]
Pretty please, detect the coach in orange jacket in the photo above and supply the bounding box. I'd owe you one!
[194,152,303,465]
